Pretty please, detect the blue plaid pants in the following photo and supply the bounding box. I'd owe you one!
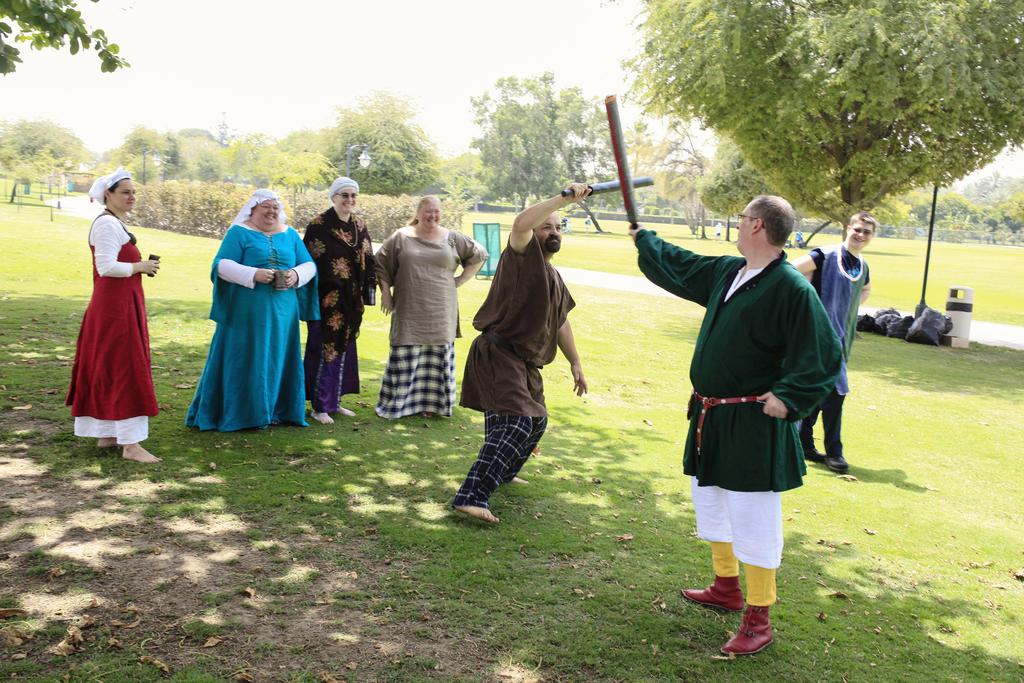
[452,411,548,509]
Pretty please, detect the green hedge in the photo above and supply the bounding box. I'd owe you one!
[134,181,466,244]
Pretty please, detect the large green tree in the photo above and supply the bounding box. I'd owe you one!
[472,73,610,208]
[438,152,487,209]
[0,118,87,178]
[113,126,169,183]
[326,93,438,196]
[632,0,1024,224]
[699,139,772,236]
[1,0,127,74]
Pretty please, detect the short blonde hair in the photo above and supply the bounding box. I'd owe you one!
[408,195,441,226]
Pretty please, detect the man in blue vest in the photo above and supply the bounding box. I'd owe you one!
[792,211,876,473]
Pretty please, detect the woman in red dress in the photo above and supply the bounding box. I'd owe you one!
[66,168,162,463]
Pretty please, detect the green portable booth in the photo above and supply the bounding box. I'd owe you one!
[473,223,501,277]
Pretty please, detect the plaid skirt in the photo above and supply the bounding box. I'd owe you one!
[375,343,456,419]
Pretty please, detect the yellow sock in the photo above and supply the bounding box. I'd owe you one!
[744,564,777,606]
[711,542,739,577]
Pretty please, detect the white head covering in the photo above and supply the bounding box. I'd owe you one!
[88,167,132,204]
[232,189,288,229]
[328,176,359,199]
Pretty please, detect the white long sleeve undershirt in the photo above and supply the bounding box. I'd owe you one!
[216,258,316,288]
[89,215,134,278]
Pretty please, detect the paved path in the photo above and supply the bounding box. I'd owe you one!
[49,198,1022,351]
[47,194,97,219]
[557,266,1024,351]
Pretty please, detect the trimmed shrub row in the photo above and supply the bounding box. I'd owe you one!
[133,181,466,243]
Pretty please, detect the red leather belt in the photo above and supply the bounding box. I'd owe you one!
[692,390,762,453]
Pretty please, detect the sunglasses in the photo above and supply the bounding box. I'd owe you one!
[336,192,358,199]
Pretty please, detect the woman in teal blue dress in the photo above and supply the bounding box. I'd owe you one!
[186,190,319,431]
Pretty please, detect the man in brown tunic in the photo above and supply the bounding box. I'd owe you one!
[452,184,591,523]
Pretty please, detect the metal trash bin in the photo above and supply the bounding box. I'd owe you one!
[942,285,973,348]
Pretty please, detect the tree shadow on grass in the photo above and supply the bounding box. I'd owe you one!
[852,333,1024,396]
[2,293,1023,681]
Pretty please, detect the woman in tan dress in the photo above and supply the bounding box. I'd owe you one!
[374,196,487,418]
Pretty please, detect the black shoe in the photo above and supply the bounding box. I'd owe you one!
[824,454,849,473]
[802,446,826,463]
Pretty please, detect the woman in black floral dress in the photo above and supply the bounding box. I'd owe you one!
[302,177,376,424]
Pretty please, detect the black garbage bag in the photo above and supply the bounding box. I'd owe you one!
[856,314,876,332]
[906,306,946,346]
[873,308,902,335]
[941,315,954,335]
[886,315,915,339]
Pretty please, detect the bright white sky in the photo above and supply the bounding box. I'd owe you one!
[0,0,1020,181]
[0,0,648,156]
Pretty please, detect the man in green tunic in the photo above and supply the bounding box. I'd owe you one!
[631,195,841,655]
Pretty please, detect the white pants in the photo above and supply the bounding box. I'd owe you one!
[690,477,783,569]
[74,416,148,445]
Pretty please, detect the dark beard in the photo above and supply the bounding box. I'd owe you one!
[543,236,561,253]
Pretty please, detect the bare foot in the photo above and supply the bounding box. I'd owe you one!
[311,411,334,425]
[510,476,529,485]
[532,445,542,456]
[454,505,499,524]
[421,411,436,418]
[96,438,118,448]
[337,407,355,417]
[121,443,161,463]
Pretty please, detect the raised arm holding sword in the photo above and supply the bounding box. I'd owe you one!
[607,95,842,656]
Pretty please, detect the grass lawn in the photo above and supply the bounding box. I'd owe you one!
[463,211,1024,327]
[1,203,1023,681]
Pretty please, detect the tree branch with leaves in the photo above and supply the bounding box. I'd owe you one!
[1,0,127,75]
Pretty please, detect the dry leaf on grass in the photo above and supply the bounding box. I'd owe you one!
[345,661,359,670]
[829,591,850,600]
[616,533,634,542]
[836,474,858,482]
[107,637,122,648]
[643,418,654,426]
[0,608,28,619]
[51,625,84,656]
[711,653,736,661]
[2,627,31,646]
[109,617,141,629]
[10,653,26,661]
[319,673,342,683]
[140,656,170,673]
[231,671,255,682]
[241,587,257,599]
[12,405,32,411]
[201,636,223,648]
[208,462,217,470]
[1013,568,1024,582]
[863,528,878,535]
[817,612,828,621]
[47,567,66,579]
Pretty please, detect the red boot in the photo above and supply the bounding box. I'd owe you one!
[721,604,773,655]
[682,575,744,612]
